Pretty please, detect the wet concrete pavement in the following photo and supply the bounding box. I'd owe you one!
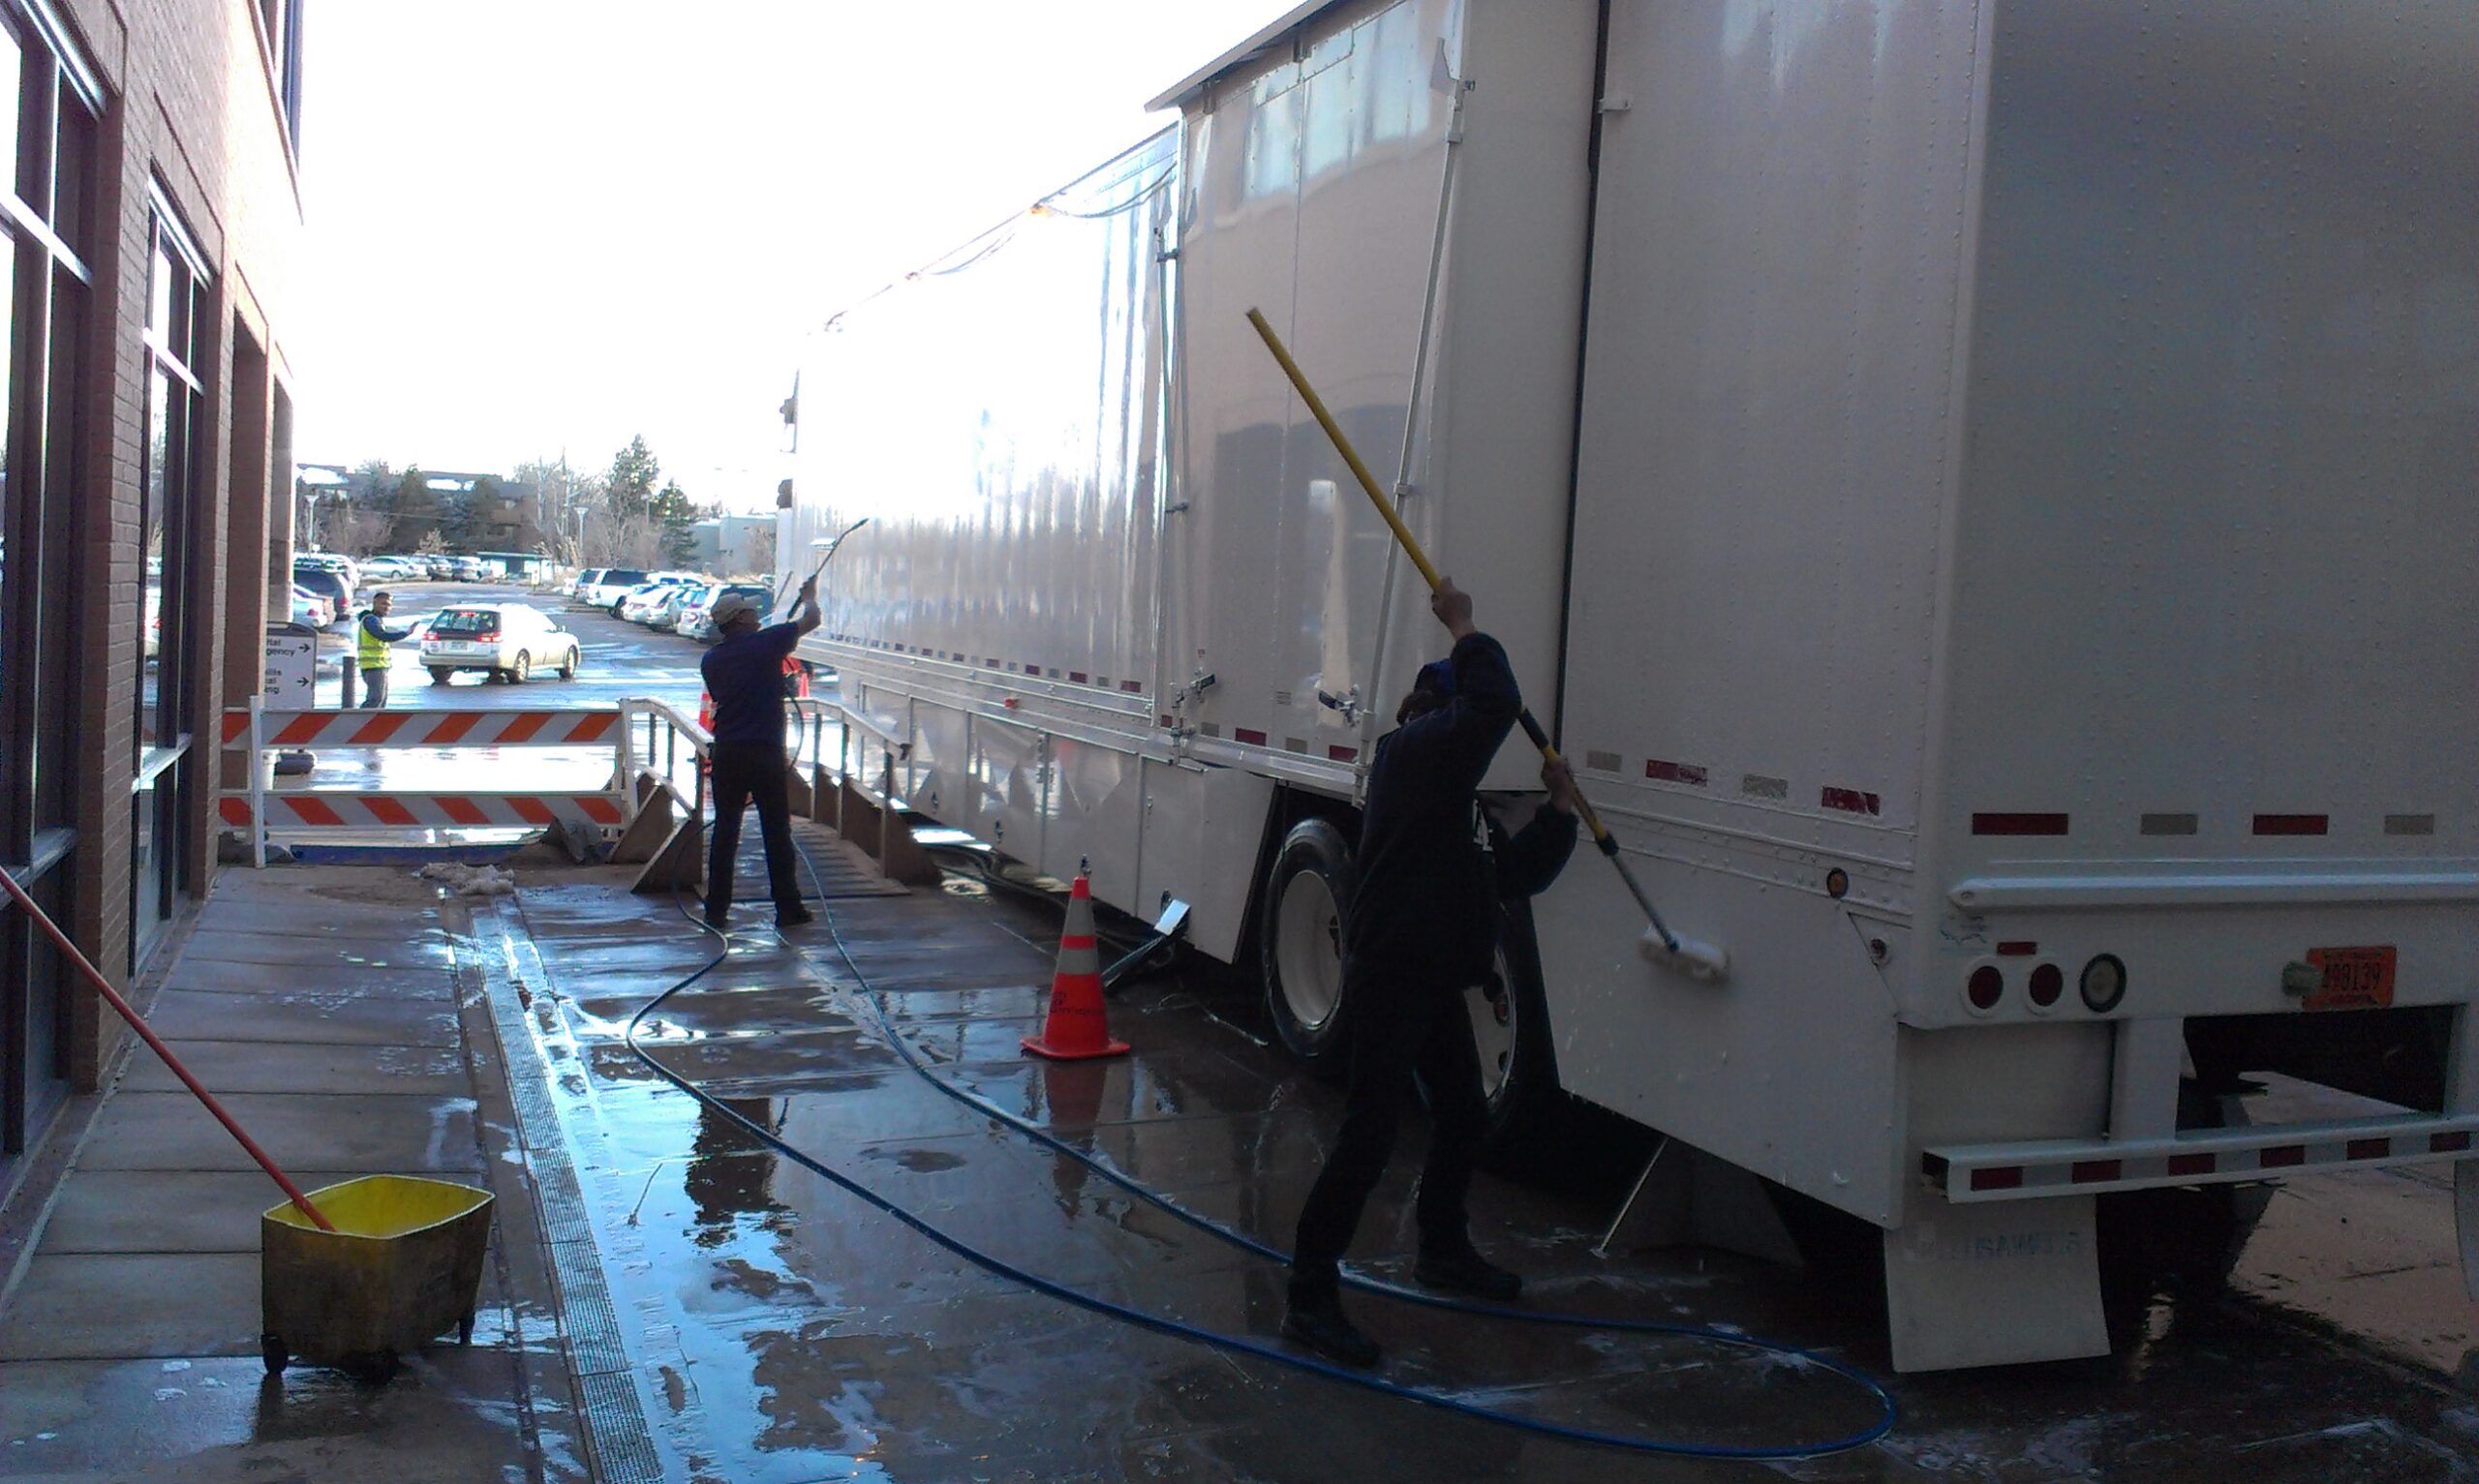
[495,831,2479,1482]
[0,867,588,1482]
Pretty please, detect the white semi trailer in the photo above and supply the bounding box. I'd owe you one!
[786,0,2479,1371]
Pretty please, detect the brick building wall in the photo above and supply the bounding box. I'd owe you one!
[48,0,303,1087]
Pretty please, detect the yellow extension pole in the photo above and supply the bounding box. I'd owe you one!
[1241,307,1728,978]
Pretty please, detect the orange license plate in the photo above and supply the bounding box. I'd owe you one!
[2306,946,2397,1011]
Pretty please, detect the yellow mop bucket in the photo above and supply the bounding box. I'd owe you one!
[260,1175,495,1378]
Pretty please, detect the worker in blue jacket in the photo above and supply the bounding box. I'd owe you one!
[1284,577,1579,1369]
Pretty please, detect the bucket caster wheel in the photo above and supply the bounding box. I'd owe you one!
[458,1311,475,1345]
[260,1333,289,1376]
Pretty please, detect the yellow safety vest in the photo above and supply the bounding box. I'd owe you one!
[356,615,392,670]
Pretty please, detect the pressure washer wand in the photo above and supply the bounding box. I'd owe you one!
[780,516,871,623]
[0,864,336,1228]
[1243,308,1727,982]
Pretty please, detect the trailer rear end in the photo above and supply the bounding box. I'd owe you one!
[1541,0,2479,1369]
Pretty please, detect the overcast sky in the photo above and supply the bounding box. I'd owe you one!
[293,2,1296,509]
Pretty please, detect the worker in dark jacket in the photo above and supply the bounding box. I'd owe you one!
[1284,578,1579,1368]
[699,578,820,932]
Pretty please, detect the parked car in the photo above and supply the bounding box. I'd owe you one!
[296,551,358,591]
[649,583,708,632]
[290,560,351,625]
[144,583,163,659]
[619,576,702,624]
[360,557,412,582]
[678,582,772,643]
[418,603,581,684]
[289,584,333,629]
[566,567,602,599]
[451,555,484,581]
[424,556,454,580]
[579,567,652,610]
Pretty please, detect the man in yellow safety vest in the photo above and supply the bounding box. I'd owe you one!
[354,591,418,709]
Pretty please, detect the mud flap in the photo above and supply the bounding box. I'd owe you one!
[2458,1161,2479,1303]
[1883,1192,2108,1372]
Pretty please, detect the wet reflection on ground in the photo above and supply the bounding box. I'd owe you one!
[505,858,2479,1482]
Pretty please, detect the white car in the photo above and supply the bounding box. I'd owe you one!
[617,575,702,623]
[578,567,653,610]
[419,602,582,684]
[289,583,333,629]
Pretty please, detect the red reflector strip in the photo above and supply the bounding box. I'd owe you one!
[1973,811,2069,835]
[2345,1137,2391,1161]
[2253,813,2328,835]
[567,712,617,742]
[1235,728,1269,746]
[2166,1152,2217,1177]
[1821,787,1882,817]
[2070,1159,2122,1184]
[1069,672,1088,683]
[511,798,556,826]
[985,658,1000,669]
[1121,680,1144,693]
[1158,714,1175,728]
[218,796,251,826]
[439,797,491,826]
[1328,744,1358,763]
[498,712,549,743]
[2258,1144,2307,1169]
[2433,1131,2471,1154]
[1969,1166,2024,1192]
[1644,759,1708,786]
[1995,941,2038,957]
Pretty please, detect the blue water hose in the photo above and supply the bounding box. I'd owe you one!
[619,860,1897,1460]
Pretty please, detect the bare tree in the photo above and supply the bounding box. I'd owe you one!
[324,506,394,560]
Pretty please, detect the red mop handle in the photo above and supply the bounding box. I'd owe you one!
[0,864,334,1231]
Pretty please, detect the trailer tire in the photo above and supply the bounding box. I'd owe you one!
[1261,817,1357,1071]
[1464,898,1563,1167]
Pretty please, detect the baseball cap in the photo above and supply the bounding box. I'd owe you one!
[710,592,758,626]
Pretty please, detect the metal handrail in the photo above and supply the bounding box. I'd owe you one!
[616,697,711,824]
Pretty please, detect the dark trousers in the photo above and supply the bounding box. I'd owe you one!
[1290,967,1487,1296]
[706,742,802,921]
[358,666,389,709]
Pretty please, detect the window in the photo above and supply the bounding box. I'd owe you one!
[255,0,304,148]
[1,0,102,1163]
[132,198,207,958]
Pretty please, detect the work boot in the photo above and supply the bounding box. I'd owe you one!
[1282,1286,1381,1369]
[703,901,730,932]
[776,903,815,930]
[1414,1243,1523,1301]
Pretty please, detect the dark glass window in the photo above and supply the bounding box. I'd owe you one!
[132,206,206,956]
[1,2,101,1163]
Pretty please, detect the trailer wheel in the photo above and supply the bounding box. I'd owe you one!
[1463,898,1563,1166]
[1261,817,1357,1070]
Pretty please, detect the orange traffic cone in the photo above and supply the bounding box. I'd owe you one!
[1023,876,1129,1060]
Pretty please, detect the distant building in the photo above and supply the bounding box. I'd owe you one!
[690,514,774,575]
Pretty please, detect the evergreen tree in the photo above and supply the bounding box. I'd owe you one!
[605,435,660,524]
[653,478,699,566]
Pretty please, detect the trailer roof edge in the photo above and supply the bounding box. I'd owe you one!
[1145,0,1332,112]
